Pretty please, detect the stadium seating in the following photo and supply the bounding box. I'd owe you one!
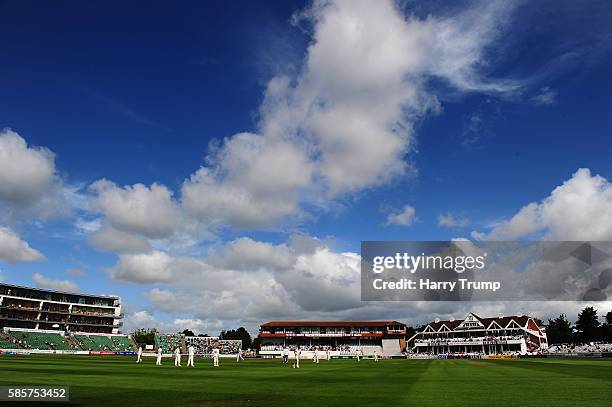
[74,334,98,350]
[72,334,133,352]
[184,336,242,355]
[111,335,133,351]
[547,342,612,354]
[8,330,76,351]
[155,333,183,353]
[0,332,19,349]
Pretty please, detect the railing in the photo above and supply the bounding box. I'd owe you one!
[414,336,524,346]
[0,305,39,311]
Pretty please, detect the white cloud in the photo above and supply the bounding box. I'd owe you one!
[207,237,294,271]
[0,129,56,206]
[0,226,45,263]
[90,180,182,239]
[89,226,151,254]
[66,268,87,277]
[532,86,557,105]
[387,205,417,226]
[473,168,612,241]
[112,237,611,335]
[108,250,176,284]
[438,212,469,228]
[180,0,520,229]
[111,235,362,322]
[74,218,102,234]
[182,148,310,229]
[425,1,520,93]
[32,273,79,292]
[171,318,208,333]
[122,310,159,332]
[122,309,225,335]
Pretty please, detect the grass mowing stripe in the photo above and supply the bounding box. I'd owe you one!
[0,355,609,406]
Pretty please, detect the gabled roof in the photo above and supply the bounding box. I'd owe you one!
[428,319,462,331]
[487,320,504,329]
[422,314,533,333]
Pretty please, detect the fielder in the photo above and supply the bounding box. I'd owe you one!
[293,347,300,369]
[136,346,142,363]
[212,348,220,367]
[174,346,182,367]
[156,347,162,366]
[187,345,195,367]
[374,351,379,362]
[313,348,319,364]
[326,349,330,361]
[282,347,289,364]
[236,347,245,362]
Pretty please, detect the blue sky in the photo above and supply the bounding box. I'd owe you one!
[1,0,611,334]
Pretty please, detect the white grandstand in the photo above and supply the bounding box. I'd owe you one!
[410,313,548,355]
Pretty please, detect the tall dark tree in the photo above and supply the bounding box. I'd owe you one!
[575,306,600,342]
[602,310,612,341]
[219,327,252,349]
[182,329,195,337]
[251,337,262,350]
[132,328,157,346]
[405,326,417,339]
[545,314,573,344]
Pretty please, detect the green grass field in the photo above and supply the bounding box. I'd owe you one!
[0,355,610,406]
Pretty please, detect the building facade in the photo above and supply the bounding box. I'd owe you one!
[0,283,122,334]
[258,320,407,357]
[411,313,547,355]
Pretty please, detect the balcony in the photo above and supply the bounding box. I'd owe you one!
[0,316,39,323]
[40,309,70,314]
[0,305,39,312]
[67,320,122,328]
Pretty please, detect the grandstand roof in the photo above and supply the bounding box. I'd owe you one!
[261,321,406,327]
[0,282,119,300]
[425,313,533,331]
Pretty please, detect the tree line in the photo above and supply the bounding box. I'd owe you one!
[545,306,612,344]
[130,326,255,350]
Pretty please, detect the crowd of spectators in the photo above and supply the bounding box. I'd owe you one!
[259,344,383,355]
[155,333,183,353]
[184,336,242,355]
[415,335,523,345]
[546,342,612,354]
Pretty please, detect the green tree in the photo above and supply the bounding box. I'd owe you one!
[251,337,262,350]
[601,310,612,341]
[575,306,600,342]
[220,327,252,349]
[182,329,195,337]
[405,326,417,339]
[132,328,157,346]
[545,314,573,344]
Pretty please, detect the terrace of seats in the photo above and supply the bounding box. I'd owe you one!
[155,334,183,353]
[0,332,18,349]
[8,330,76,351]
[74,334,98,350]
[0,331,134,352]
[111,335,133,351]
